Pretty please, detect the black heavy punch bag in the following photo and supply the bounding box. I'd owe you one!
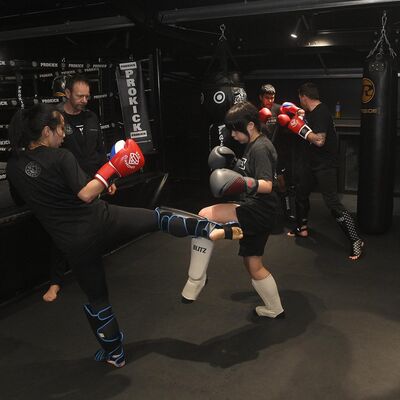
[200,25,247,151]
[358,12,398,234]
[201,71,247,125]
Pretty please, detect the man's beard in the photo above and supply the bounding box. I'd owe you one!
[75,104,86,112]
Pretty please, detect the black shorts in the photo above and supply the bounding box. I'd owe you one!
[238,231,270,257]
[235,195,277,257]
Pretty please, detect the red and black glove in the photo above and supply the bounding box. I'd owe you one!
[210,169,258,198]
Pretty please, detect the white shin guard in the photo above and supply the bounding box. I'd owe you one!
[251,275,284,318]
[181,237,214,302]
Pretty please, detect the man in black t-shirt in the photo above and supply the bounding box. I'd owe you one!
[259,84,295,220]
[259,84,281,141]
[287,82,363,260]
[59,74,108,177]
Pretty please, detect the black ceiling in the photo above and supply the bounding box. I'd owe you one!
[0,1,399,77]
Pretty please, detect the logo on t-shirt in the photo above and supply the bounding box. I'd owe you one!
[64,123,74,136]
[76,124,84,135]
[25,161,41,178]
[237,157,247,170]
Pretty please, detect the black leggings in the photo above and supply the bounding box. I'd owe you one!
[295,167,346,226]
[66,206,158,304]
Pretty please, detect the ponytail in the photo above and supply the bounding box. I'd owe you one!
[8,109,27,154]
[8,104,60,154]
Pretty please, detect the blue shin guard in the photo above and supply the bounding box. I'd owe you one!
[155,206,239,239]
[83,303,125,368]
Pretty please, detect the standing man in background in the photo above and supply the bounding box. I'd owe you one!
[60,74,108,178]
[259,83,294,221]
[278,82,363,260]
[258,84,281,141]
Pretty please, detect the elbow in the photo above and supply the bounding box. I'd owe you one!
[78,191,96,204]
[79,194,93,204]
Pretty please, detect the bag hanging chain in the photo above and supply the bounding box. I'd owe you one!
[368,10,397,58]
[219,24,227,42]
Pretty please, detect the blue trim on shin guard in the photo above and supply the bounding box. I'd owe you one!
[155,206,239,239]
[83,303,125,367]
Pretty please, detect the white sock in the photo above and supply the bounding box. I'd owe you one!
[251,275,284,318]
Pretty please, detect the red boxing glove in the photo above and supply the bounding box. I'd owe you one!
[280,102,305,117]
[277,114,291,127]
[288,115,312,140]
[258,107,272,123]
[95,139,145,188]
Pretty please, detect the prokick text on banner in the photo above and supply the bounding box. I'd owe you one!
[116,61,154,154]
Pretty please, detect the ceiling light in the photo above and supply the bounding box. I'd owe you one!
[290,17,302,39]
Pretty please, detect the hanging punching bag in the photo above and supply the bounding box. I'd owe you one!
[201,71,247,125]
[357,51,398,233]
[201,71,247,153]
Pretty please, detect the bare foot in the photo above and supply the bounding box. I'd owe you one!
[43,284,61,302]
[287,226,308,238]
[349,239,364,260]
[209,226,243,241]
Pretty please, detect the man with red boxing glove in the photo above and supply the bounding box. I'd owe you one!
[259,84,296,222]
[278,83,363,260]
[258,84,281,141]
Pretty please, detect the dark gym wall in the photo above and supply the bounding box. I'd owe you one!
[161,78,209,182]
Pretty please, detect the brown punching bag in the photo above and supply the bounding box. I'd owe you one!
[357,47,398,233]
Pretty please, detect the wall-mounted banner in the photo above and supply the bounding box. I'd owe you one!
[116,61,153,154]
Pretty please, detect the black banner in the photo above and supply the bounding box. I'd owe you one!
[115,61,153,154]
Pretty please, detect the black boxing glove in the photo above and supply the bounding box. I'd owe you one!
[210,168,258,198]
[208,146,237,170]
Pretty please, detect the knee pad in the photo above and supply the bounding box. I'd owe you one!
[83,303,125,367]
[181,237,214,301]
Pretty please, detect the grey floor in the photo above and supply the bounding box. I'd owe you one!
[1,193,400,400]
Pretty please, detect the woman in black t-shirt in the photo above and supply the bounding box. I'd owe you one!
[6,104,242,368]
[181,101,285,319]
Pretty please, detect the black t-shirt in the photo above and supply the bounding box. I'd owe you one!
[261,103,281,141]
[6,147,110,252]
[304,103,339,170]
[60,108,107,177]
[234,134,278,210]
